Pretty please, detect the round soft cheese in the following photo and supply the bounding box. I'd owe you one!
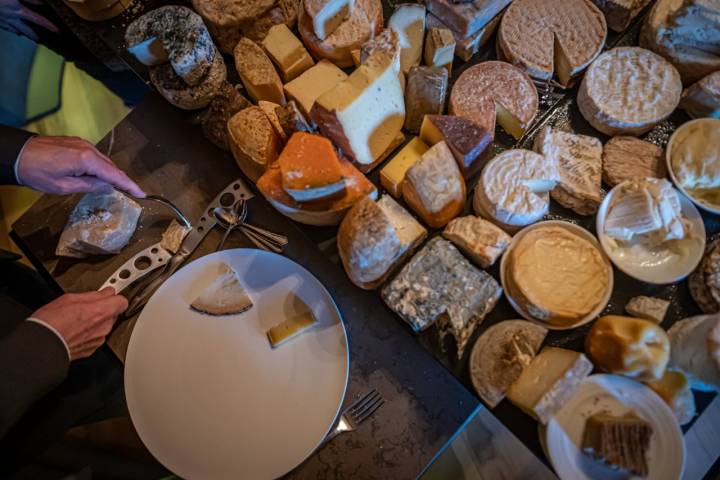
[669,118,720,207]
[578,47,682,136]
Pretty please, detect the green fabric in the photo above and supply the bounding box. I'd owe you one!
[25,45,64,123]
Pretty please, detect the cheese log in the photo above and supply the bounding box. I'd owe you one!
[403,66,448,134]
[469,320,548,408]
[56,191,141,258]
[227,106,282,182]
[388,3,426,74]
[304,0,354,40]
[126,6,215,86]
[626,296,670,324]
[262,24,315,82]
[578,47,682,136]
[284,59,348,117]
[380,137,429,198]
[338,195,426,289]
[201,82,252,151]
[257,157,377,226]
[593,0,652,32]
[420,114,492,178]
[424,27,455,73]
[403,141,466,228]
[668,314,720,391]
[298,0,383,68]
[311,51,405,173]
[602,136,666,187]
[426,11,501,62]
[507,347,593,423]
[424,0,510,37]
[443,216,511,268]
[278,132,346,202]
[275,100,314,138]
[645,369,697,426]
[234,37,286,105]
[381,237,502,358]
[191,0,275,27]
[681,71,720,119]
[149,50,227,110]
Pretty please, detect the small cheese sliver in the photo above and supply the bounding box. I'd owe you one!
[267,311,318,348]
[191,264,253,316]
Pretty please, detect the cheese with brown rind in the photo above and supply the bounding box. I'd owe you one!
[191,0,275,27]
[403,66,448,134]
[593,0,652,32]
[258,100,288,143]
[227,106,282,182]
[388,3,426,74]
[426,11,501,62]
[420,114,493,178]
[626,296,670,324]
[283,59,348,117]
[424,0,511,37]
[443,216,511,268]
[278,132,345,202]
[380,136,429,198]
[602,136,667,187]
[234,37,286,104]
[681,71,720,119]
[424,27,455,73]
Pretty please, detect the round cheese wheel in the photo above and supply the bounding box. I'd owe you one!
[150,49,227,110]
[191,0,276,28]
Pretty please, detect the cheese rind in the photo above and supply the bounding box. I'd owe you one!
[261,24,315,82]
[420,115,492,178]
[149,50,227,110]
[424,0,511,37]
[388,3,426,73]
[275,100,314,138]
[403,66,449,134]
[234,37,286,104]
[380,137,429,197]
[626,296,670,324]
[304,0,355,40]
[283,59,348,117]
[426,11,501,62]
[201,82,252,151]
[227,106,282,182]
[443,216,511,268]
[668,314,720,391]
[424,27,455,72]
[507,347,593,423]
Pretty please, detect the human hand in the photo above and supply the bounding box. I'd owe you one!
[0,0,58,41]
[31,288,128,361]
[17,136,146,197]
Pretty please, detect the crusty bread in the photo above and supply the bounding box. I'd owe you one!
[149,49,227,110]
[233,37,286,104]
[201,82,252,150]
[227,106,283,182]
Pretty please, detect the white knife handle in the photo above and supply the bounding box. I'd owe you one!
[99,243,170,294]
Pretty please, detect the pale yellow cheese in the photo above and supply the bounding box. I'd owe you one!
[266,311,318,348]
[380,137,429,197]
[283,59,348,117]
[262,24,315,82]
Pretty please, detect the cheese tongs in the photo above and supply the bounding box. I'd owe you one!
[117,190,192,229]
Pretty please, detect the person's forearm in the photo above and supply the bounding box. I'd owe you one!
[0,321,69,438]
[0,125,34,185]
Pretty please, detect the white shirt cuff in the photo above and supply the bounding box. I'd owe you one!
[26,317,70,361]
[14,138,32,185]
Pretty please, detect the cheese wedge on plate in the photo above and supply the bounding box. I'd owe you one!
[191,263,253,316]
[267,311,318,347]
[388,3,426,74]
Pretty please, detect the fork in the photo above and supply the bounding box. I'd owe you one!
[324,389,384,443]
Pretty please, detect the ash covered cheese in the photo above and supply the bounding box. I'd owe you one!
[381,238,502,353]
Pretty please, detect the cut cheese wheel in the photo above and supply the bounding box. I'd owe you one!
[190,263,253,315]
[149,49,227,110]
[498,0,606,86]
[449,61,538,140]
[420,114,493,178]
[298,0,383,68]
[278,132,346,202]
[579,47,682,136]
[191,0,275,27]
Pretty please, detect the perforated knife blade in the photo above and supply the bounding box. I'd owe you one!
[124,179,254,317]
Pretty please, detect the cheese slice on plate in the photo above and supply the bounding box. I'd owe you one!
[388,3,426,74]
[533,127,603,215]
[578,47,682,136]
[449,61,538,140]
[266,311,318,347]
[191,263,253,316]
[498,0,607,86]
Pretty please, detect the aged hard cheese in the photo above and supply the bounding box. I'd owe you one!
[311,51,405,172]
[403,141,466,228]
[227,106,282,182]
[304,0,354,40]
[388,3,426,74]
[267,311,318,347]
[450,61,538,140]
[420,115,492,178]
[261,24,314,82]
[283,59,348,117]
[602,136,666,187]
[190,263,253,316]
[380,136,429,197]
[424,0,510,38]
[593,0,652,32]
[403,66,448,134]
[533,127,603,215]
[381,237,502,358]
[469,320,548,408]
[424,27,455,73]
[278,132,345,202]
[443,216,511,268]
[626,296,670,324]
[507,347,593,424]
[578,47,682,136]
[426,11,501,62]
[234,37,286,104]
[338,195,426,289]
[681,71,720,119]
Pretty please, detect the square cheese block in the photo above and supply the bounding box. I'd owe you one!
[625,296,670,324]
[278,132,346,202]
[381,237,502,357]
[443,216,511,268]
[424,0,510,37]
[267,310,318,347]
[262,24,315,82]
[234,37,285,105]
[311,51,406,172]
[380,136,429,197]
[424,27,455,73]
[403,66,449,134]
[388,3,426,74]
[420,114,492,178]
[403,140,466,228]
[507,347,593,424]
[304,0,354,40]
[227,106,282,182]
[284,59,348,117]
[275,100,314,137]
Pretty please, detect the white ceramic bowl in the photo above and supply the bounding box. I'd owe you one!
[596,181,705,284]
[666,117,720,215]
[500,220,614,330]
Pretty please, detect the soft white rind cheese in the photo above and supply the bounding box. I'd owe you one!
[670,118,720,207]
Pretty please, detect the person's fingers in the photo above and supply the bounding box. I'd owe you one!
[17,8,58,32]
[94,294,129,318]
[55,176,114,195]
[79,153,146,198]
[10,19,38,40]
[67,288,117,303]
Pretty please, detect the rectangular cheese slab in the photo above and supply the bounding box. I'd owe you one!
[267,311,318,347]
[380,136,430,197]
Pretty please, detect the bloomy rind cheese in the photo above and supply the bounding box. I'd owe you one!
[234,37,286,104]
[681,71,720,119]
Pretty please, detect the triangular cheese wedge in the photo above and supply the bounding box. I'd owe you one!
[191,263,253,316]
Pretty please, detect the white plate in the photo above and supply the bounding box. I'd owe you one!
[500,220,614,330]
[546,374,685,480]
[125,249,349,480]
[596,182,705,284]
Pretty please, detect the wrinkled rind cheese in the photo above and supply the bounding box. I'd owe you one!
[442,216,511,269]
[586,315,670,381]
[602,136,666,187]
[403,66,449,134]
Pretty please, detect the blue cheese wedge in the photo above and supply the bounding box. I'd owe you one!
[190,263,253,316]
[267,311,318,348]
[381,237,502,358]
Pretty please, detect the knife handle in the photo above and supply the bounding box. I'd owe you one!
[99,243,170,294]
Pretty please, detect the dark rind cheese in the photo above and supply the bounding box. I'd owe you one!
[421,114,492,177]
[201,82,252,150]
[403,66,449,134]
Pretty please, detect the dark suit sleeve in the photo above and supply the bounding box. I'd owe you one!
[0,322,69,438]
[0,125,34,185]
